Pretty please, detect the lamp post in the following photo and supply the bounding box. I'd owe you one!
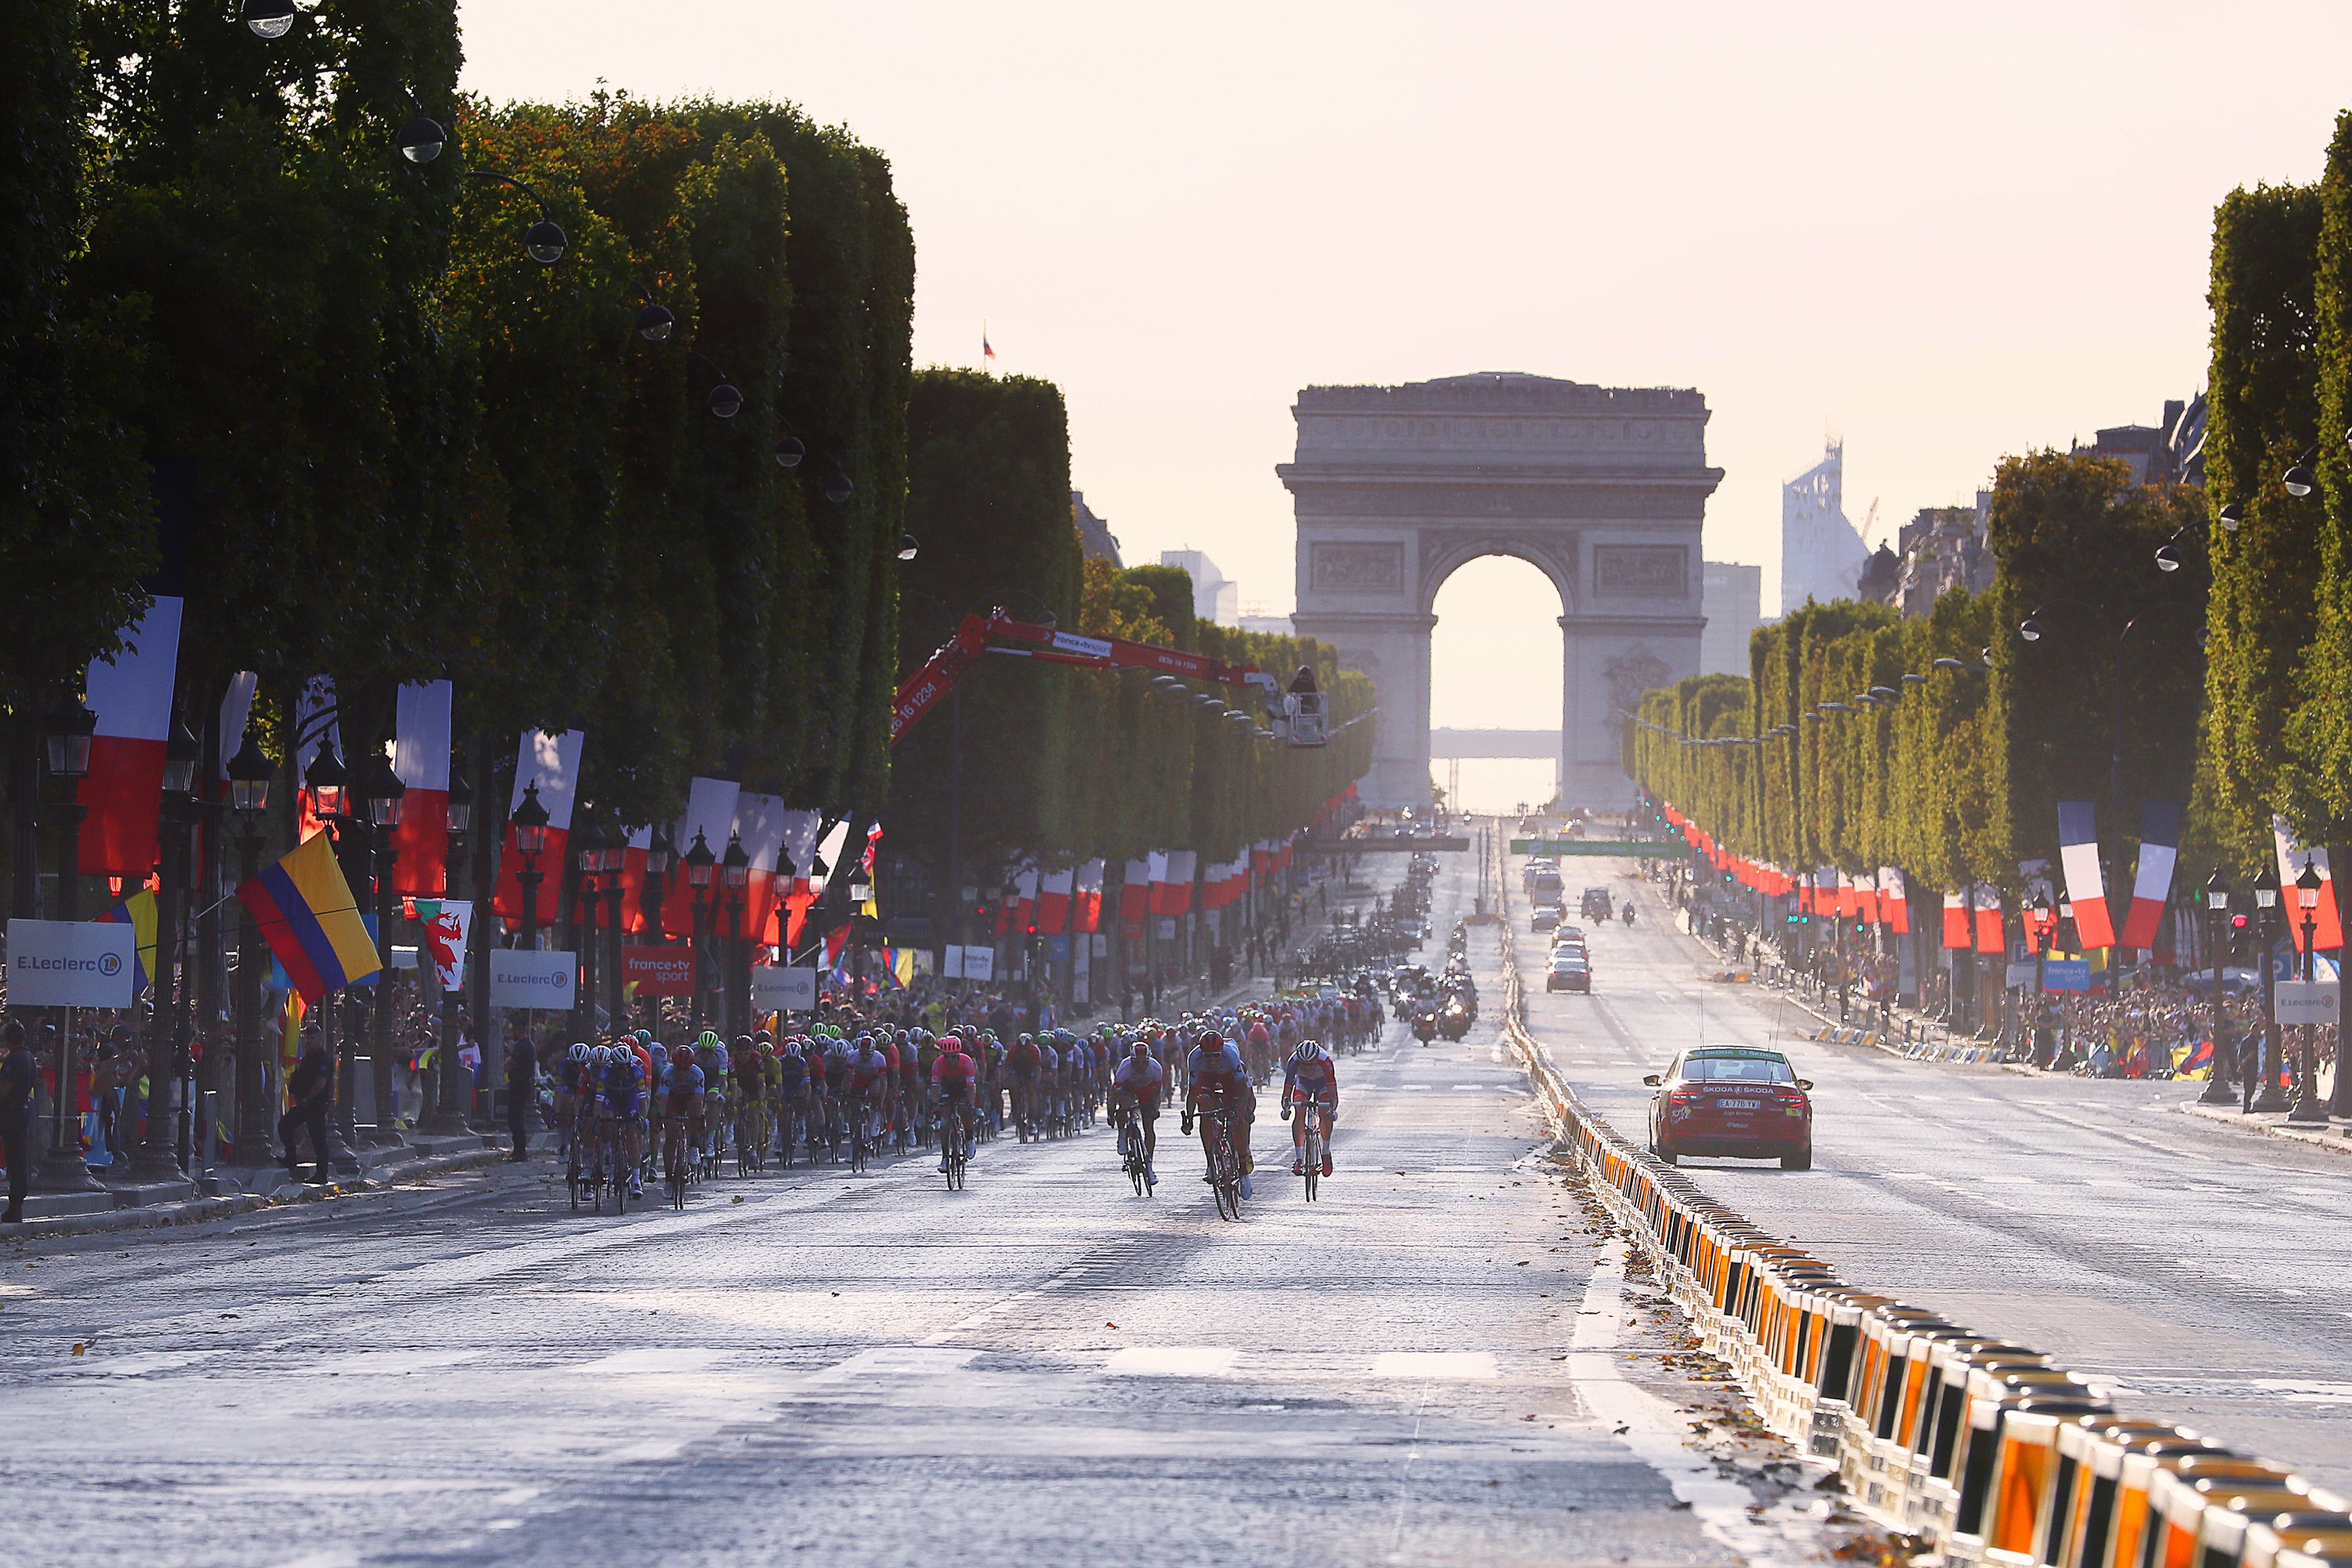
[226,724,274,1153]
[2289,861,2328,1123]
[32,691,103,1193]
[601,832,627,1034]
[2250,867,2286,1112]
[683,829,716,1030]
[300,740,365,1160]
[125,718,201,1181]
[2029,892,2055,1068]
[359,750,404,1144]
[642,827,673,1035]
[512,781,550,949]
[723,833,750,1039]
[419,764,473,1134]
[570,817,609,1040]
[2198,872,2237,1105]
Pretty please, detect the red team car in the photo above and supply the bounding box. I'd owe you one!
[1645,1047,1813,1171]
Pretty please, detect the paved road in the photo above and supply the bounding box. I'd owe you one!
[0,857,1850,1568]
[1512,842,2352,1494]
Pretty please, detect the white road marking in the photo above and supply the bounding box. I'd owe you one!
[1368,1352,1497,1381]
[580,1347,728,1374]
[1103,1345,1237,1377]
[60,1349,223,1377]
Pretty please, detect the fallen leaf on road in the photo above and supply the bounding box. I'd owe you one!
[71,1343,85,1356]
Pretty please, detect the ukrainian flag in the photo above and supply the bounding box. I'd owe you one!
[238,831,382,1001]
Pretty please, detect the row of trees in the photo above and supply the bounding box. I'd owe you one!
[1630,449,2206,898]
[5,2,913,880]
[888,370,1374,911]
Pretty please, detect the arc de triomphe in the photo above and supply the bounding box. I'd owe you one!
[1281,372,1719,811]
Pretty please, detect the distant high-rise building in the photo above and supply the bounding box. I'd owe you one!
[1780,440,1870,614]
[2069,394,2207,488]
[1071,491,1122,564]
[1700,561,1762,677]
[1160,549,1240,626]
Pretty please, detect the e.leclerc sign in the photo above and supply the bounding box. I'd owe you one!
[7,919,137,1007]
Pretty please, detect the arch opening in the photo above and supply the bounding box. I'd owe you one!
[1428,554,1565,815]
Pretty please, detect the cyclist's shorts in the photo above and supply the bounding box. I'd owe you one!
[662,1094,700,1120]
[937,1083,971,1104]
[601,1093,641,1120]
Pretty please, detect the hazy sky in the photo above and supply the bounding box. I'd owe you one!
[459,1,2352,729]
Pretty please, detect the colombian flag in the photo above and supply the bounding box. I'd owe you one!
[239,832,382,1002]
[96,887,159,992]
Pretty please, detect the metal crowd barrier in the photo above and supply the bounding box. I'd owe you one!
[1497,912,2352,1568]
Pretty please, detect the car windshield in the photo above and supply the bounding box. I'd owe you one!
[1678,1055,1793,1084]
[1551,954,1587,968]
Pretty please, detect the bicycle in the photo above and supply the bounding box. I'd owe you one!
[662,1114,695,1210]
[598,1116,631,1214]
[565,1104,592,1211]
[1199,1107,1243,1221]
[1115,1110,1151,1197]
[939,1102,971,1191]
[1295,1102,1327,1203]
[735,1099,767,1178]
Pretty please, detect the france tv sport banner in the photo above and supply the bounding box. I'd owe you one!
[491,730,583,926]
[76,596,183,877]
[389,680,453,895]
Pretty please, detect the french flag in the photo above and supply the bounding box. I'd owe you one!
[1973,883,2005,954]
[1878,867,1909,935]
[620,826,653,935]
[1037,867,1074,935]
[2273,816,2345,953]
[662,776,741,939]
[730,793,791,942]
[76,596,183,878]
[389,680,452,895]
[1012,865,1039,932]
[491,729,583,927]
[1120,859,1151,931]
[778,809,826,948]
[2116,800,2183,950]
[1941,890,1970,949]
[1160,850,1198,916]
[2056,800,2117,949]
[1145,851,1171,917]
[1074,858,1105,934]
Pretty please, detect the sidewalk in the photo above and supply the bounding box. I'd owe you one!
[2,1128,508,1241]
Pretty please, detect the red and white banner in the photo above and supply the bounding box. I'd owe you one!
[2118,800,2183,949]
[1160,850,1197,916]
[1036,867,1074,935]
[77,595,183,877]
[1012,866,1039,933]
[1074,858,1105,935]
[492,729,583,927]
[730,793,791,941]
[1941,890,1969,950]
[1973,883,2005,955]
[2056,800,2117,949]
[2274,816,2345,953]
[389,680,452,895]
[1120,859,1151,930]
[661,775,740,938]
[776,809,826,948]
[1878,867,1909,935]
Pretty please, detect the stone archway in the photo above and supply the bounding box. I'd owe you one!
[1280,372,1720,810]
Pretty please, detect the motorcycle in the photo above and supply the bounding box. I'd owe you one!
[1437,1003,1472,1042]
[1621,904,1637,927]
[1411,1009,1438,1045]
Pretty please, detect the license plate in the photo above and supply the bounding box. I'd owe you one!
[1719,1098,1760,1110]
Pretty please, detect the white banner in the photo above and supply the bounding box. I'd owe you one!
[959,944,995,982]
[489,948,576,1010]
[750,965,817,1014]
[421,900,473,993]
[2275,979,2339,1026]
[6,920,135,1007]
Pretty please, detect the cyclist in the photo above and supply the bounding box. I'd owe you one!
[931,1032,979,1172]
[695,1031,730,1168]
[1109,1036,1163,1188]
[1007,1031,1042,1136]
[846,1034,891,1152]
[734,1033,768,1165]
[1180,1028,1254,1199]
[554,1043,589,1157]
[659,1042,706,1189]
[1282,1039,1339,1178]
[597,1043,647,1199]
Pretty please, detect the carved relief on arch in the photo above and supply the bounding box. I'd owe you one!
[1416,530,1577,615]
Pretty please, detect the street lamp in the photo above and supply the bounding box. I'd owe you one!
[2251,866,2285,1112]
[898,534,920,561]
[227,726,272,815]
[773,434,805,468]
[240,0,299,38]
[356,750,405,1142]
[572,817,610,1033]
[641,826,675,1033]
[360,750,406,829]
[227,724,274,1146]
[461,169,568,263]
[723,833,750,1038]
[2289,861,2328,1124]
[512,781,550,947]
[45,691,95,781]
[304,740,348,821]
[445,768,472,836]
[684,829,716,1029]
[2198,871,2236,1105]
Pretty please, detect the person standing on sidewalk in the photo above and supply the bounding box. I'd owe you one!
[280,1028,335,1184]
[2,1022,38,1223]
[504,1024,537,1160]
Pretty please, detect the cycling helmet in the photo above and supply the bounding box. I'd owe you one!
[1290,1040,1325,1064]
[754,1029,774,1046]
[635,1029,652,1046]
[569,1043,589,1064]
[673,1044,695,1069]
[590,1044,610,1066]
[697,1029,722,1053]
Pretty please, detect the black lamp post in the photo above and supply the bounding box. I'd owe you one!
[301,740,363,1158]
[125,718,201,1181]
[31,692,102,1193]
[571,817,609,1038]
[358,750,405,1145]
[2251,866,2286,1112]
[723,833,750,1039]
[423,763,472,1133]
[226,724,274,1152]
[2028,892,2055,1068]
[511,781,550,949]
[601,833,627,1033]
[684,829,716,1030]
[2289,861,2328,1123]
[2198,872,2236,1105]
[642,827,674,1034]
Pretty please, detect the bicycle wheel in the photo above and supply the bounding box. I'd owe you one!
[1303,1125,1319,1203]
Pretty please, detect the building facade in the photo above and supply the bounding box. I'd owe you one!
[1780,439,1869,614]
[1282,371,1719,810]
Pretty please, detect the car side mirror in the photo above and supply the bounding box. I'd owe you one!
[1642,1073,1661,1087]
[1796,1079,1813,1091]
